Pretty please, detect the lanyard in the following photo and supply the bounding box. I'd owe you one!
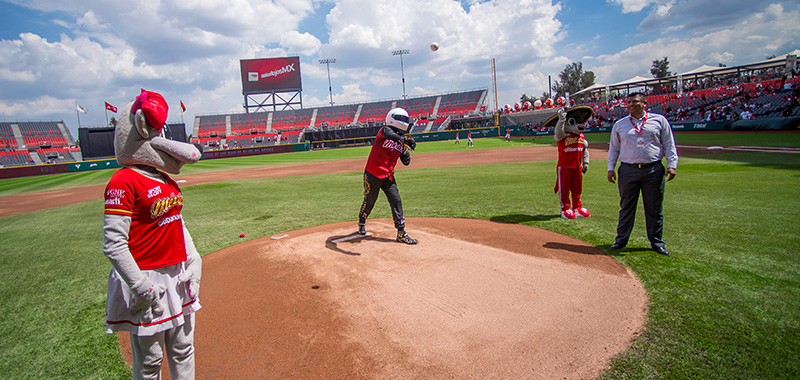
[629,113,647,135]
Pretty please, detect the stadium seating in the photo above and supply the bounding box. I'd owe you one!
[37,147,79,163]
[584,76,799,125]
[357,101,395,123]
[0,150,34,166]
[197,114,226,137]
[315,104,359,127]
[231,112,269,135]
[17,121,68,148]
[272,109,313,131]
[437,90,483,116]
[0,122,17,149]
[396,96,437,119]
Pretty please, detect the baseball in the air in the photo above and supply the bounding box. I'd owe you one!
[430,42,439,51]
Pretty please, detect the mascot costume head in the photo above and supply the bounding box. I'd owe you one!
[115,89,201,173]
[102,89,203,379]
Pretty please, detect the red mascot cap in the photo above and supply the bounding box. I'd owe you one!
[131,89,168,132]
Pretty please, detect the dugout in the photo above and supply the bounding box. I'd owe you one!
[79,123,188,160]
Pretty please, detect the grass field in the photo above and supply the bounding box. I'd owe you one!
[0,131,798,379]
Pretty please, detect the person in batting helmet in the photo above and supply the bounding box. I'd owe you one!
[358,108,418,244]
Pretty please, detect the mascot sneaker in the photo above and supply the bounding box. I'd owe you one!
[561,209,576,219]
[574,207,591,218]
[397,231,418,245]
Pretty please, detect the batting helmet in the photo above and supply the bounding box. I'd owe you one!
[386,108,412,133]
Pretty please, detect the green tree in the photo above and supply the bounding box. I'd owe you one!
[650,57,672,78]
[551,62,596,98]
[520,94,536,104]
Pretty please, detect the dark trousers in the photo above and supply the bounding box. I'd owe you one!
[359,171,405,229]
[615,162,666,249]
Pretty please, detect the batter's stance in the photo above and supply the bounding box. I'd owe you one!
[358,108,418,244]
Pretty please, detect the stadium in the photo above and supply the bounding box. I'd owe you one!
[1,48,799,380]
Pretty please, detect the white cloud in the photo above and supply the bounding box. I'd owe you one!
[0,95,77,118]
[1,0,796,138]
[280,31,322,56]
[607,0,654,13]
[589,3,800,84]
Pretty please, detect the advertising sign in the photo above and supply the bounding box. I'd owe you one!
[240,57,302,94]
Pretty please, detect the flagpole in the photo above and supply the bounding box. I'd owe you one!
[105,108,109,127]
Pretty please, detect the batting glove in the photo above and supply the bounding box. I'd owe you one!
[403,136,416,150]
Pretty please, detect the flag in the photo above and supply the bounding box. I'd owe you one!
[76,103,88,114]
[180,100,186,112]
[105,102,117,113]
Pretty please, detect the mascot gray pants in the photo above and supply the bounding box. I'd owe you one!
[131,314,195,380]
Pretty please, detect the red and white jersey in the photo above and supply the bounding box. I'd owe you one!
[104,168,187,270]
[365,128,404,179]
[556,132,586,169]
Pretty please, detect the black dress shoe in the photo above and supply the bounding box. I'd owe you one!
[653,246,670,256]
[610,243,625,250]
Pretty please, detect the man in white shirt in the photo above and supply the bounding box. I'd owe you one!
[607,92,678,256]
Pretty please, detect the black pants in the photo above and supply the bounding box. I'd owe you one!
[614,162,666,249]
[359,171,405,229]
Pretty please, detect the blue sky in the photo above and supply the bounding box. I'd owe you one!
[0,0,798,138]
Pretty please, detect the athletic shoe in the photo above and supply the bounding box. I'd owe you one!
[561,209,576,219]
[397,232,418,245]
[358,224,367,235]
[574,207,591,218]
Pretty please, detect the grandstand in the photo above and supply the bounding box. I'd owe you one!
[584,76,800,125]
[192,88,489,150]
[3,52,799,170]
[0,121,76,167]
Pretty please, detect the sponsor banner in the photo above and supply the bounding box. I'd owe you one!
[671,121,728,131]
[69,159,121,172]
[202,144,294,159]
[240,57,302,94]
[0,163,69,179]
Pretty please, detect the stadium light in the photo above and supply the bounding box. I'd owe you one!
[319,58,337,106]
[392,49,410,99]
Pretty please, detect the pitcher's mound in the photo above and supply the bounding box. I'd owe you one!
[124,217,647,379]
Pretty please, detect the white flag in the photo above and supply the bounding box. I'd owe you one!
[76,103,88,114]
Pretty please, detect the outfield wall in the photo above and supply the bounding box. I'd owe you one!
[0,118,796,180]
[0,143,311,179]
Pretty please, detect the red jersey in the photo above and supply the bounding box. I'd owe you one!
[104,168,187,270]
[365,128,404,179]
[556,132,586,169]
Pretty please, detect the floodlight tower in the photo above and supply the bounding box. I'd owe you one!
[392,49,410,99]
[319,58,337,106]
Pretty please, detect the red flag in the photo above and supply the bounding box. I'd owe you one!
[104,102,117,113]
[180,100,186,112]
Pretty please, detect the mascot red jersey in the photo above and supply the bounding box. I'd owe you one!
[553,107,591,219]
